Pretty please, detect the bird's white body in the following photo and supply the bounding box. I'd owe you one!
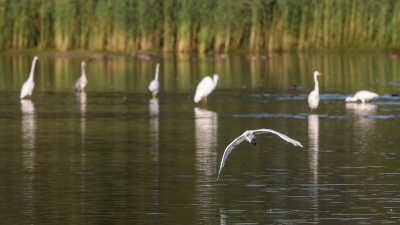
[148,64,160,98]
[217,129,303,180]
[20,56,38,99]
[308,71,322,111]
[194,74,219,103]
[345,90,378,103]
[74,61,88,92]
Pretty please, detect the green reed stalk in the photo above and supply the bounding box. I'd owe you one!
[163,0,176,52]
[176,1,196,52]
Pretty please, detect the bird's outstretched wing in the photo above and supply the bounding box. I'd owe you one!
[253,129,303,147]
[217,135,245,180]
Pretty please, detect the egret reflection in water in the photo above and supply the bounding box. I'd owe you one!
[149,98,159,154]
[346,103,377,149]
[76,92,87,162]
[76,92,87,139]
[20,99,36,220]
[149,98,160,211]
[220,208,227,225]
[21,100,36,166]
[76,91,87,214]
[195,107,218,173]
[194,107,218,218]
[308,114,319,215]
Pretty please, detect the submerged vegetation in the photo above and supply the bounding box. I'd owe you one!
[1,0,400,52]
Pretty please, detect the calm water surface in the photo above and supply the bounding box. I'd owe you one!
[1,53,400,224]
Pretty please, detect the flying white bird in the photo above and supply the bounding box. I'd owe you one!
[345,90,378,103]
[308,71,323,111]
[148,64,160,98]
[74,61,88,92]
[217,129,303,180]
[20,56,39,99]
[194,74,219,104]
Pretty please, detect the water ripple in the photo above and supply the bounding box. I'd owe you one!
[227,113,348,120]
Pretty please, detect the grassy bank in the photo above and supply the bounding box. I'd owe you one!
[1,0,400,53]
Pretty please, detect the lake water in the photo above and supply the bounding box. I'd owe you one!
[0,52,400,224]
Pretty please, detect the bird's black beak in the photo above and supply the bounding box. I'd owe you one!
[252,140,256,146]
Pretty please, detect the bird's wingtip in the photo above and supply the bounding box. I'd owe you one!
[297,142,303,148]
[292,141,303,148]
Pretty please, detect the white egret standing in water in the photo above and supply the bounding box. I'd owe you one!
[74,61,88,92]
[148,64,160,98]
[194,74,219,104]
[217,129,303,180]
[345,90,378,103]
[308,71,323,111]
[20,56,39,99]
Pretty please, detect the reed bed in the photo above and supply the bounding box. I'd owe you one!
[0,0,399,52]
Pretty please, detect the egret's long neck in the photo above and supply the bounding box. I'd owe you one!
[313,74,319,93]
[213,77,219,90]
[28,58,38,81]
[155,65,159,80]
[81,64,86,77]
[348,96,358,102]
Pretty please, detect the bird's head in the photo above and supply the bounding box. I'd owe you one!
[345,96,354,102]
[213,74,219,82]
[244,131,256,146]
[33,56,39,61]
[81,61,86,67]
[314,71,322,76]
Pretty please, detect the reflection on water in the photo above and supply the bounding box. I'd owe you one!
[2,52,400,94]
[194,107,218,220]
[149,98,159,156]
[76,92,87,214]
[346,103,377,149]
[20,99,36,221]
[21,100,35,153]
[76,92,86,142]
[308,114,319,221]
[1,53,400,224]
[149,98,159,211]
[220,208,227,225]
[194,107,218,173]
[346,102,378,114]
[76,92,86,178]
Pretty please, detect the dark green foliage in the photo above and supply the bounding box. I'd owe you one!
[0,0,400,52]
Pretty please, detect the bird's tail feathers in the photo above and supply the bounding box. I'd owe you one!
[194,94,202,103]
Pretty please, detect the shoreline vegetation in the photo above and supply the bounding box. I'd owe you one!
[2,0,400,53]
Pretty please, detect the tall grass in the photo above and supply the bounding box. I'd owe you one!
[1,0,400,52]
